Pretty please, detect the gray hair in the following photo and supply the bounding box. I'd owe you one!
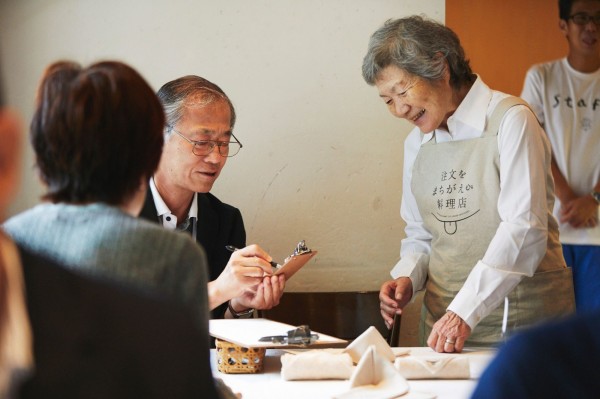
[157,75,236,138]
[362,15,474,89]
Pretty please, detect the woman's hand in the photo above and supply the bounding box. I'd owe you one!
[379,277,413,329]
[427,310,471,353]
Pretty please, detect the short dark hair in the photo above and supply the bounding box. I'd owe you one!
[157,75,236,138]
[558,0,573,21]
[559,0,600,20]
[30,61,164,204]
[559,0,573,20]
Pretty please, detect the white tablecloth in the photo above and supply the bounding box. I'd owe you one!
[211,347,494,399]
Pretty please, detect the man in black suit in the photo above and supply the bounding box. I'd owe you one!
[140,75,285,319]
[0,79,225,399]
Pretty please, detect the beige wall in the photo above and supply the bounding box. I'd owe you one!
[0,0,445,292]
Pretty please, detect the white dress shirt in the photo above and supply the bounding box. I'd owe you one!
[149,177,198,231]
[390,77,556,328]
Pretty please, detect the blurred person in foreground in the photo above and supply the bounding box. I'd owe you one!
[0,70,227,397]
[363,16,575,352]
[140,75,285,319]
[521,0,600,313]
[471,309,600,398]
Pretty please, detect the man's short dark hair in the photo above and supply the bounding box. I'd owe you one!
[559,0,600,20]
[559,0,573,20]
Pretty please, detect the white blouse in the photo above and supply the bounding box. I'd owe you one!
[390,77,556,328]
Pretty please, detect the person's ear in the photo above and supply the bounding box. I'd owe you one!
[559,19,568,37]
[138,176,149,193]
[443,60,450,82]
[436,53,450,84]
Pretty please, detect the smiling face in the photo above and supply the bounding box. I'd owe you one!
[155,97,231,199]
[375,64,456,132]
[561,0,600,57]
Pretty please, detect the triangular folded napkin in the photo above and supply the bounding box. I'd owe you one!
[280,350,354,380]
[333,346,409,399]
[395,355,470,379]
[343,326,396,364]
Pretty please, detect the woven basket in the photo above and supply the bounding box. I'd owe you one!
[215,339,266,374]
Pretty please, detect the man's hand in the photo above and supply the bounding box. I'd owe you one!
[230,274,286,311]
[208,244,276,310]
[559,195,599,228]
[379,277,413,329]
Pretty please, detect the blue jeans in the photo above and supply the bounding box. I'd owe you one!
[562,244,600,313]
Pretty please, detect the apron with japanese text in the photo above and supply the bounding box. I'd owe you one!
[412,97,575,347]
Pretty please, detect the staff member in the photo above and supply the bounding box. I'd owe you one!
[363,16,575,352]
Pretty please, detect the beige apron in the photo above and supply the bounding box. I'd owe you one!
[411,97,575,347]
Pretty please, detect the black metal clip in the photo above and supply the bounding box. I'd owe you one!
[259,325,319,346]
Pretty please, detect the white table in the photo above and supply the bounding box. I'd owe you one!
[211,347,494,399]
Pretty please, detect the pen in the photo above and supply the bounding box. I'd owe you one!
[225,245,281,269]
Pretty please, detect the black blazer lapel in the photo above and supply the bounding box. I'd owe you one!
[196,193,219,274]
[139,187,159,223]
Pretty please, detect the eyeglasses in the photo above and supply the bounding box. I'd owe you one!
[168,125,243,157]
[568,13,600,26]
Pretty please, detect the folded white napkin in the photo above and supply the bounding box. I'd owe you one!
[280,350,354,380]
[394,355,470,379]
[333,346,409,399]
[343,326,396,364]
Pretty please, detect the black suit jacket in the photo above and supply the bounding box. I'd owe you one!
[140,189,246,319]
[17,245,218,399]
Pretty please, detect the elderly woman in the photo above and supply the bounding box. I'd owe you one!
[363,16,575,352]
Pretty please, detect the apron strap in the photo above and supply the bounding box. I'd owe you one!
[421,96,535,144]
[482,96,531,137]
